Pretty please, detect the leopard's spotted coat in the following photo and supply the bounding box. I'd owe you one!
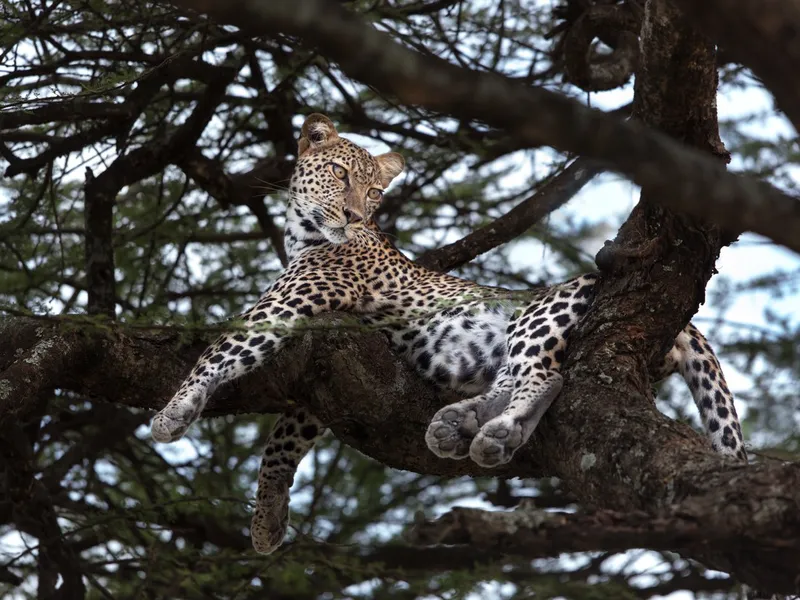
[152,114,746,554]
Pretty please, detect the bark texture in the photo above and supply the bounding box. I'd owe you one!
[409,503,800,557]
[672,0,800,134]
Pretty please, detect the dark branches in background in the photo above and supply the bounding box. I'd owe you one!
[0,423,87,600]
[80,56,241,317]
[408,504,800,558]
[83,167,115,317]
[178,152,292,266]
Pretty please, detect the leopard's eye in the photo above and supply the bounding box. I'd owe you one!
[367,188,383,201]
[331,164,347,180]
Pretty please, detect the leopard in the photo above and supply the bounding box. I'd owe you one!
[151,113,747,555]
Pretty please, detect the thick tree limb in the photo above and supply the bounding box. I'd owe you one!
[0,101,132,130]
[0,320,88,420]
[416,157,602,272]
[84,166,116,317]
[0,315,510,480]
[168,0,800,255]
[672,0,800,134]
[1,313,799,592]
[408,504,800,557]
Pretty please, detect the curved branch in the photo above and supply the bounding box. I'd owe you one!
[561,4,642,92]
[416,157,602,272]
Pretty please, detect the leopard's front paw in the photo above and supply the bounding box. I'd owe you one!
[425,403,481,460]
[151,387,207,443]
[251,481,290,554]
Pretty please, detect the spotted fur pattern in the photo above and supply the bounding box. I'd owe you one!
[151,114,746,555]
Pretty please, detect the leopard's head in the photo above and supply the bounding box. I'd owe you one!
[288,114,405,245]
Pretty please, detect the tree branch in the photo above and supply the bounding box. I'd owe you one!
[559,3,642,92]
[84,166,116,317]
[1,312,799,593]
[0,315,512,480]
[672,0,800,134]
[0,319,89,422]
[168,0,800,255]
[408,503,800,557]
[416,157,602,272]
[0,101,131,130]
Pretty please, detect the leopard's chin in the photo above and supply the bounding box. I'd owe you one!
[325,224,364,244]
[344,224,365,241]
[321,225,349,245]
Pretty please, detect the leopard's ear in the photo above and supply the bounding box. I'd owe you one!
[375,152,405,187]
[298,114,339,157]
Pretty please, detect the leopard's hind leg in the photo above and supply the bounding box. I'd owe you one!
[426,366,513,459]
[251,407,325,554]
[469,274,597,467]
[470,370,563,467]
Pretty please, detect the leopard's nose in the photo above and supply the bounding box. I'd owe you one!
[343,207,363,224]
